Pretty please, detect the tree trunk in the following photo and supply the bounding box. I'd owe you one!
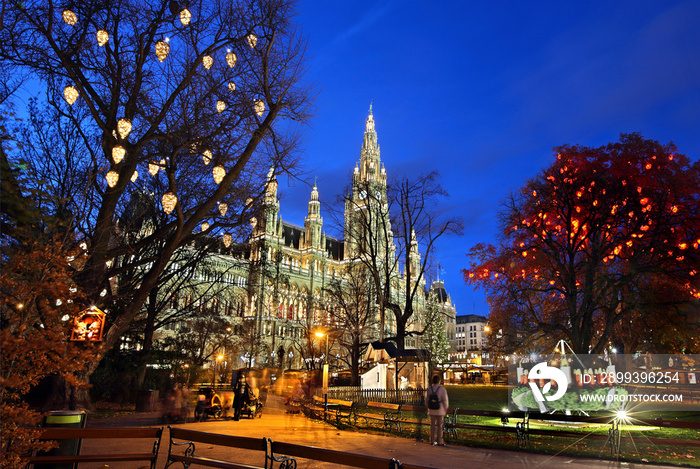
[40,373,93,412]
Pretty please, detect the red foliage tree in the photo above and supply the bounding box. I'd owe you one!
[465,134,700,354]
[1,240,96,468]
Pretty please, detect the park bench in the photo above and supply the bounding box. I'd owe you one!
[327,398,360,426]
[165,427,295,469]
[361,402,403,432]
[304,395,326,419]
[305,396,359,426]
[271,440,406,469]
[26,427,163,468]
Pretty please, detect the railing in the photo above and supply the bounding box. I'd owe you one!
[319,387,425,405]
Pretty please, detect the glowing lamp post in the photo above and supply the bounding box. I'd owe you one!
[315,330,329,419]
[214,354,224,389]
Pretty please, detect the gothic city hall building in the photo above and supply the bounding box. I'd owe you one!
[159,107,458,372]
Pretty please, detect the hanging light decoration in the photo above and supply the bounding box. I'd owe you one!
[149,161,160,176]
[131,170,138,182]
[155,39,170,62]
[63,10,78,25]
[228,82,236,92]
[218,202,228,216]
[254,100,265,117]
[202,55,213,69]
[63,86,79,105]
[216,100,226,113]
[162,192,178,214]
[246,33,257,48]
[96,30,109,46]
[201,222,209,232]
[106,170,119,188]
[112,145,125,164]
[226,50,237,68]
[117,118,132,139]
[180,8,191,26]
[213,165,225,184]
[202,149,212,165]
[223,233,232,248]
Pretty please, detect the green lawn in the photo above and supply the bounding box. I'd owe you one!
[444,384,509,410]
[395,385,700,467]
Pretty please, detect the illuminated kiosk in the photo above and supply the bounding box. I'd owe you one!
[361,341,430,390]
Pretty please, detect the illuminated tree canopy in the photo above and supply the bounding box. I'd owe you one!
[0,0,312,405]
[465,133,700,354]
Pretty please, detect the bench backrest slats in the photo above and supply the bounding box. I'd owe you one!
[170,428,265,451]
[366,402,400,411]
[327,399,353,407]
[39,427,161,439]
[273,441,391,469]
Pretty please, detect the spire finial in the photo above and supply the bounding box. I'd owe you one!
[369,100,373,116]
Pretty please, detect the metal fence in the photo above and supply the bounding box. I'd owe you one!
[318,387,425,405]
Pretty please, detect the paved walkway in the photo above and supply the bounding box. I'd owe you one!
[82,395,674,469]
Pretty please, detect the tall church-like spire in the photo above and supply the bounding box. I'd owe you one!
[355,103,385,186]
[304,180,323,249]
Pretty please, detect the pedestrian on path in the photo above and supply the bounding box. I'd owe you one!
[425,374,449,446]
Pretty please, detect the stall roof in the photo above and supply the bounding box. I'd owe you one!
[367,341,430,363]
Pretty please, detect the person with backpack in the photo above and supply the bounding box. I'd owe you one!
[425,374,449,446]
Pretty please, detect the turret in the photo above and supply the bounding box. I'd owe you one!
[262,166,280,236]
[304,181,323,249]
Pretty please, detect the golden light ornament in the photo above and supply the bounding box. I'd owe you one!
[228,82,236,92]
[131,170,138,182]
[162,192,178,215]
[63,10,77,25]
[63,86,79,105]
[149,161,160,176]
[155,40,170,62]
[254,99,265,117]
[201,222,209,232]
[218,202,228,216]
[202,55,213,69]
[223,233,232,248]
[202,149,212,165]
[250,217,258,228]
[226,51,237,68]
[216,100,226,113]
[106,170,119,188]
[246,33,257,48]
[180,8,191,26]
[112,145,125,164]
[96,30,109,46]
[117,118,132,139]
[213,165,225,184]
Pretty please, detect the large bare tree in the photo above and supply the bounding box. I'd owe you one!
[1,0,312,406]
[341,171,463,349]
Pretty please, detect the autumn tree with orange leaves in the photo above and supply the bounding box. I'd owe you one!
[464,133,700,355]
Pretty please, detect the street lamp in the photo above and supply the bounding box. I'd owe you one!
[315,330,329,419]
[214,354,224,389]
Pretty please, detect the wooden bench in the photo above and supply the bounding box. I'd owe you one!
[304,395,326,419]
[165,427,295,469]
[327,398,359,426]
[271,440,405,469]
[26,427,163,468]
[362,402,403,432]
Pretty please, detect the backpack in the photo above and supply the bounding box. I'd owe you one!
[427,386,441,410]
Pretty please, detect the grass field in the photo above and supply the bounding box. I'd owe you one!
[392,385,700,467]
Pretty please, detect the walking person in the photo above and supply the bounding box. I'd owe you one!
[425,374,449,446]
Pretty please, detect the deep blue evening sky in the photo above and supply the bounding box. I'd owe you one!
[272,0,700,317]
